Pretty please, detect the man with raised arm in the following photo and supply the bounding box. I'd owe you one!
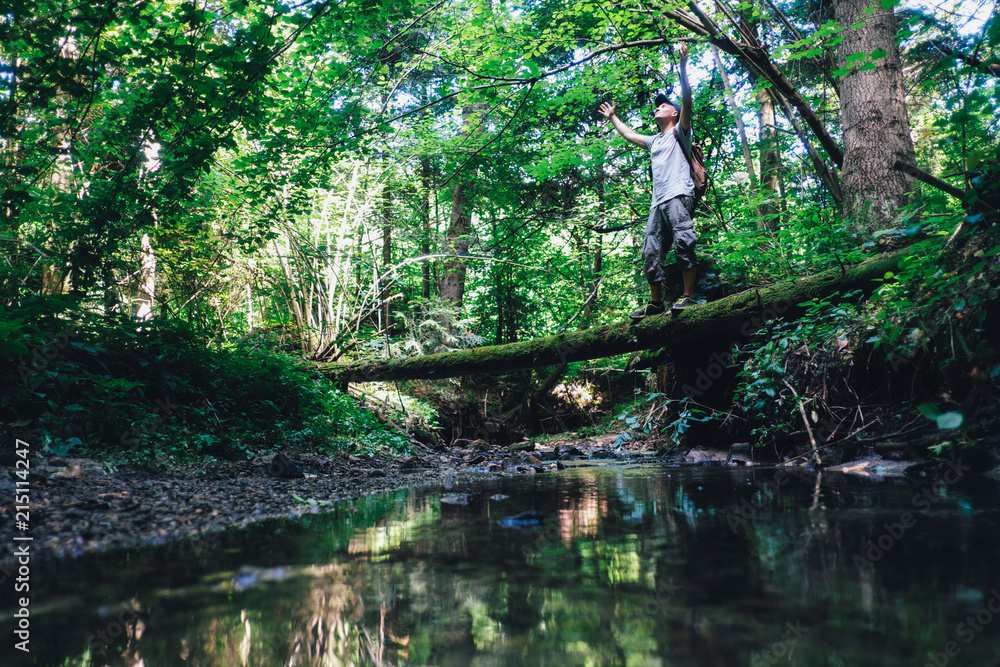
[598,42,698,320]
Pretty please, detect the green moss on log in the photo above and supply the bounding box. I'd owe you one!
[319,252,902,384]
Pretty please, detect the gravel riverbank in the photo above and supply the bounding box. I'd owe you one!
[5,432,980,565]
[0,433,648,563]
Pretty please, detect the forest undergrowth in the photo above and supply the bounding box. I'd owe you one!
[5,214,1000,470]
[609,222,1000,466]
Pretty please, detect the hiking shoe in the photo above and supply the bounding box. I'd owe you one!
[671,296,697,311]
[629,301,665,320]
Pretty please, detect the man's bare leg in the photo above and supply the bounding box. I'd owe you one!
[651,268,695,302]
[649,281,663,304]
[682,268,696,298]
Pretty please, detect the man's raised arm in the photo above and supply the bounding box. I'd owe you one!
[678,42,692,132]
[598,101,649,149]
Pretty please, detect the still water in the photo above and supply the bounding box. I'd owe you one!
[10,462,1000,666]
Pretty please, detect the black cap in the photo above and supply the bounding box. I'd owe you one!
[654,93,681,114]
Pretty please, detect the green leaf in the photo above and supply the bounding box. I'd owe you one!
[935,412,963,430]
[966,151,985,171]
[917,403,941,419]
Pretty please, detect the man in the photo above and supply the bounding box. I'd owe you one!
[598,42,698,320]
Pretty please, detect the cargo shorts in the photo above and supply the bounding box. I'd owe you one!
[642,195,697,283]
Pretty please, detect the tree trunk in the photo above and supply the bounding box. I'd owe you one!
[835,0,917,235]
[379,178,393,331]
[772,90,843,203]
[757,88,781,230]
[440,180,470,305]
[322,252,902,384]
[420,156,432,300]
[440,100,482,307]
[135,233,156,321]
[712,46,760,193]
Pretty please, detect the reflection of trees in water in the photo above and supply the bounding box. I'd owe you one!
[73,470,772,666]
[286,564,366,665]
[70,467,1000,666]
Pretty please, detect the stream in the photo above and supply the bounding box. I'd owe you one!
[7,461,1000,666]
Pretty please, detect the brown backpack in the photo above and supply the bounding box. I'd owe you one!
[674,127,709,201]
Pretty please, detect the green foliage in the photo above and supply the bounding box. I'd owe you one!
[916,402,964,430]
[393,297,483,356]
[1,0,287,301]
[735,292,864,442]
[704,202,863,286]
[0,306,408,459]
[614,391,716,448]
[870,233,1000,371]
[916,403,968,456]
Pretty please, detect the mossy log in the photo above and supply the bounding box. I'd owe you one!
[319,252,902,384]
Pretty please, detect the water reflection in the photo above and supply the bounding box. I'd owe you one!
[9,463,1000,666]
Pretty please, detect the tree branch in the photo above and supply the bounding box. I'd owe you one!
[658,0,845,167]
[893,159,998,215]
[893,160,967,200]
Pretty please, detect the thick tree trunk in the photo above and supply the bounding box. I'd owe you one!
[835,0,917,235]
[321,252,902,384]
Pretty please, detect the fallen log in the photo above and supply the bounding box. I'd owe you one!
[319,251,903,384]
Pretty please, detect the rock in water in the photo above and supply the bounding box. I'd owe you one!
[270,452,304,479]
[440,493,470,506]
[498,510,546,527]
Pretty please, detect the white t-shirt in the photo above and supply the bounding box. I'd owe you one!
[644,124,694,207]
